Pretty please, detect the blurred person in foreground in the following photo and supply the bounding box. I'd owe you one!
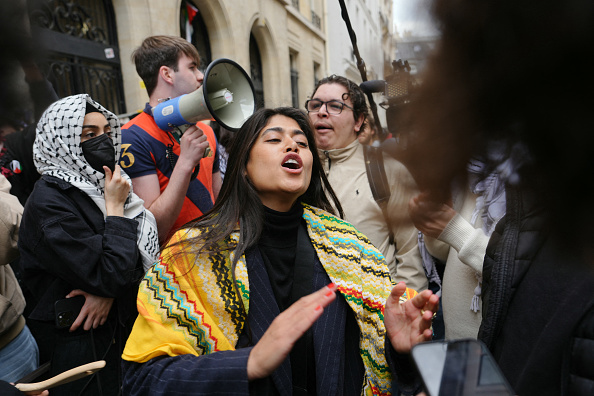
[121,107,438,395]
[1,61,59,206]
[0,0,51,388]
[0,0,58,205]
[396,0,594,394]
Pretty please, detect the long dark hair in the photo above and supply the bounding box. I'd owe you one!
[166,107,343,266]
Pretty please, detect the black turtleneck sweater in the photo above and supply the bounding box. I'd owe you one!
[257,203,316,395]
[258,204,303,311]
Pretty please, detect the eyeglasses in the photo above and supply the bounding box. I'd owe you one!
[305,99,354,115]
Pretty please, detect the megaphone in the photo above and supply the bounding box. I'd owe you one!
[153,58,256,133]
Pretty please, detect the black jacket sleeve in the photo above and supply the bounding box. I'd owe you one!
[39,212,140,297]
[19,178,142,320]
[386,338,423,396]
[122,348,252,395]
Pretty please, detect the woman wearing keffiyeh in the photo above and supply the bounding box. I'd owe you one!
[18,94,159,395]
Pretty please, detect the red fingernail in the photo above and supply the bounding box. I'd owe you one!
[315,305,322,311]
[325,290,334,297]
[327,283,335,289]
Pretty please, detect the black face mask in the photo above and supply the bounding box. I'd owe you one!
[81,133,115,173]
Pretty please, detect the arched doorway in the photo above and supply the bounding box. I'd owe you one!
[28,0,126,114]
[249,34,265,109]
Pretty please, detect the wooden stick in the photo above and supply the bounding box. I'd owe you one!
[15,360,106,395]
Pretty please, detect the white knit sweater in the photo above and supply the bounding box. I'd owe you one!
[425,188,490,339]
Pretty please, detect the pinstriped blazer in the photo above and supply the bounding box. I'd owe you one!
[122,246,368,395]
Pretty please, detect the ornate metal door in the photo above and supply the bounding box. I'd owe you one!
[28,0,126,115]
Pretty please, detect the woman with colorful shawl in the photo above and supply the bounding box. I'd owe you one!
[122,107,437,395]
[18,94,159,395]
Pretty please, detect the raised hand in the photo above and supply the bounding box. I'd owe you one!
[384,282,439,353]
[178,125,210,173]
[66,289,114,332]
[408,191,456,239]
[104,164,130,216]
[246,283,338,380]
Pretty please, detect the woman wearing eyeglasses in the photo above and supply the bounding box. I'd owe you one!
[121,107,438,395]
[306,75,428,294]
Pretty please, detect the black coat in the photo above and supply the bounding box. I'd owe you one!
[479,185,594,395]
[18,175,143,395]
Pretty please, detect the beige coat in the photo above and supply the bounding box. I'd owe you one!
[319,139,428,291]
[0,174,26,349]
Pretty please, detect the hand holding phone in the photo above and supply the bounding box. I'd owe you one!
[54,295,85,329]
[63,289,114,331]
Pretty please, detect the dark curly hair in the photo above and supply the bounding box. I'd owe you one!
[309,74,369,134]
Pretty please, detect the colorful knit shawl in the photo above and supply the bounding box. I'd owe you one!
[122,204,417,395]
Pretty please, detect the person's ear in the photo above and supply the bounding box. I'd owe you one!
[159,65,174,85]
[354,114,365,133]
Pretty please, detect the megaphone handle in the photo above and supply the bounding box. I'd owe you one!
[190,164,200,180]
[189,146,212,180]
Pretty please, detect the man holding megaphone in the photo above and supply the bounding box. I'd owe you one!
[120,35,222,242]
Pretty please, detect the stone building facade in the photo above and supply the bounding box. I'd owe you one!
[323,0,395,123]
[115,0,327,114]
[325,0,394,83]
[29,0,394,118]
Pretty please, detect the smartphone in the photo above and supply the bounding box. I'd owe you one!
[411,339,514,396]
[54,295,85,329]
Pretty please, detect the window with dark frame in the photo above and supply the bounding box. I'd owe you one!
[290,52,299,108]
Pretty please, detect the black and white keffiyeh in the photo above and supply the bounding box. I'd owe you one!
[463,141,528,312]
[34,94,159,271]
[419,141,523,312]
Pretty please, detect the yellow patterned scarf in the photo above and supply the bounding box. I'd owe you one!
[122,204,417,395]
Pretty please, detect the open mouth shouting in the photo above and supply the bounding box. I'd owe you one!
[282,153,303,172]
